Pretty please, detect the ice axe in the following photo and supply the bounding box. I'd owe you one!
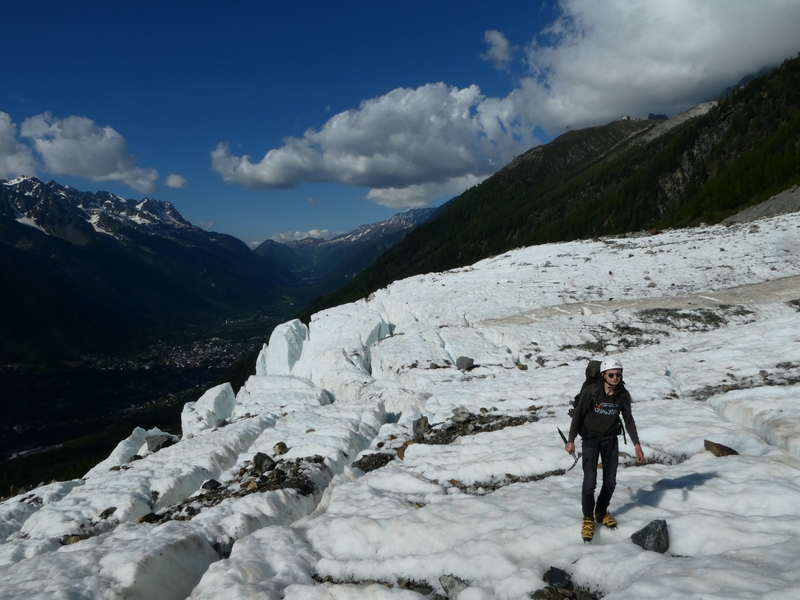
[558,427,578,472]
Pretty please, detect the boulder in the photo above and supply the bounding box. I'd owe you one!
[704,439,739,456]
[631,519,670,553]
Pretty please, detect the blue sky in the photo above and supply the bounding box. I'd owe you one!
[2,1,800,247]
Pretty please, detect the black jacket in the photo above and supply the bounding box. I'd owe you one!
[568,382,640,445]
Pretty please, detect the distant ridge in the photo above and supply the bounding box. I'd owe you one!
[254,207,437,300]
[0,178,293,362]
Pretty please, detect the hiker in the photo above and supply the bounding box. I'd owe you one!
[564,358,644,542]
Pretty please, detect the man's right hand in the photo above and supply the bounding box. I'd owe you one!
[565,442,575,454]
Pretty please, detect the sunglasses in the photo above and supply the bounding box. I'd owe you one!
[605,372,622,379]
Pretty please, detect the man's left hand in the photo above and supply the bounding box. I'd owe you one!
[635,444,645,463]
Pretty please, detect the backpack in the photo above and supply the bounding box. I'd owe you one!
[569,359,627,444]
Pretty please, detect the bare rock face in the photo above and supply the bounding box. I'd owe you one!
[456,356,475,371]
[704,439,739,457]
[631,519,670,553]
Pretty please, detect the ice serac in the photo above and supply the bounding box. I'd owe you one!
[232,374,331,419]
[182,383,237,437]
[290,303,391,401]
[262,319,309,375]
[0,521,218,600]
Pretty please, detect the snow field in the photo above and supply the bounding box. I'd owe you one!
[0,213,799,598]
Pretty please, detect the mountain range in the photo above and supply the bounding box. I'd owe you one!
[253,206,440,297]
[0,178,437,363]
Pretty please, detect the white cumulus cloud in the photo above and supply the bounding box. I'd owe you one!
[0,112,38,178]
[271,229,335,242]
[213,0,800,209]
[481,30,513,71]
[20,113,159,194]
[212,82,539,208]
[164,173,187,188]
[512,0,800,134]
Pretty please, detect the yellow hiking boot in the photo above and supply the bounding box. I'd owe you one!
[581,516,595,542]
[595,512,617,529]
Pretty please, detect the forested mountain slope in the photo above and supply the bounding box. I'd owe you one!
[303,55,800,319]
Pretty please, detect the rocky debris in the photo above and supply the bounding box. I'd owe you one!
[631,519,670,553]
[419,407,540,446]
[351,452,395,473]
[146,433,177,453]
[449,469,566,496]
[273,442,289,455]
[201,479,222,490]
[690,362,800,402]
[639,305,753,332]
[413,416,431,437]
[789,299,800,312]
[704,440,739,456]
[531,566,602,599]
[456,356,475,371]
[439,574,469,597]
[312,575,446,599]
[141,455,329,526]
[60,534,90,545]
[253,452,277,474]
[99,507,117,519]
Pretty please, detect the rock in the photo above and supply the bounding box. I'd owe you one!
[146,434,176,453]
[137,512,159,524]
[413,416,430,437]
[456,356,475,371]
[704,439,739,456]
[273,442,289,456]
[396,440,415,460]
[351,453,395,473]
[60,534,87,545]
[253,452,277,474]
[99,507,117,519]
[543,567,572,589]
[451,406,472,423]
[201,479,222,490]
[439,574,469,597]
[631,519,670,553]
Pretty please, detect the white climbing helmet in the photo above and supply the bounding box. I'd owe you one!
[600,358,623,373]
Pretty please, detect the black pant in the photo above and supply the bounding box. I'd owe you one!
[581,434,619,518]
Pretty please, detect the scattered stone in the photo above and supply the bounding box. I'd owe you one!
[99,507,117,519]
[517,362,529,370]
[704,439,739,456]
[451,407,472,423]
[396,440,415,460]
[532,567,600,600]
[439,574,469,597]
[60,534,89,545]
[631,519,670,553]
[413,416,431,437]
[456,356,475,371]
[253,452,277,474]
[129,454,143,462]
[421,411,539,447]
[397,578,434,595]
[146,434,176,453]
[543,567,571,589]
[273,442,289,455]
[201,479,222,490]
[351,453,394,473]
[137,512,159,524]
